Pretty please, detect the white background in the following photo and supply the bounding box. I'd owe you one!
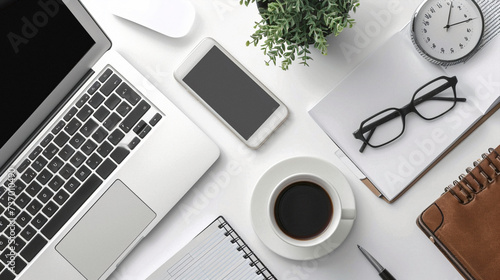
[79,0,500,279]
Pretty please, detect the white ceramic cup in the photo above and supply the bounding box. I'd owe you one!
[268,173,342,248]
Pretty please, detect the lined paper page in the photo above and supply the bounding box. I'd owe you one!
[147,217,275,280]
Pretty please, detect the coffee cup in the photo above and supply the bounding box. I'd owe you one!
[268,173,342,248]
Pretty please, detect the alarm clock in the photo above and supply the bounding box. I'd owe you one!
[411,0,484,65]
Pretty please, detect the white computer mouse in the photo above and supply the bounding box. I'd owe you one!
[110,0,195,38]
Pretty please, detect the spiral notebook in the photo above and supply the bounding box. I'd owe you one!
[147,216,276,280]
[417,145,500,280]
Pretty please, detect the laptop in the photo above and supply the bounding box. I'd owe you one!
[0,0,220,279]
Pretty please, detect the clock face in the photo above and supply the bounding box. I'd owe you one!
[412,0,484,63]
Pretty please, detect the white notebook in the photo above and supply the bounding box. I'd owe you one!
[147,216,276,280]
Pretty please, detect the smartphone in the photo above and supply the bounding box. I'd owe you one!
[175,38,288,149]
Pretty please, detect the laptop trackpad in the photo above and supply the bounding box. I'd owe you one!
[56,180,156,280]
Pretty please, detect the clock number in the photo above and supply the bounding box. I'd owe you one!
[464,13,468,18]
[459,43,464,49]
[423,28,428,33]
[467,28,472,33]
[437,2,443,8]
[431,43,436,49]
[430,7,436,13]
[425,37,431,43]
[464,36,469,41]
[450,48,455,54]
[440,48,445,54]
[423,20,430,26]
[425,13,432,19]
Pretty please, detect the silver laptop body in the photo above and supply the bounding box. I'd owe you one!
[0,0,220,279]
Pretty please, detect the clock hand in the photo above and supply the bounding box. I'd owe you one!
[445,0,453,31]
[444,17,476,29]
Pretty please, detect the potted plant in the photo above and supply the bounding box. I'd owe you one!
[240,0,359,70]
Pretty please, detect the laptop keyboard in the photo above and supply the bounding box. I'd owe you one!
[0,67,162,279]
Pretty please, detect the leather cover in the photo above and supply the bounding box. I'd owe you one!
[417,145,500,280]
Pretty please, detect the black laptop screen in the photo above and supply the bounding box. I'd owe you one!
[0,0,95,148]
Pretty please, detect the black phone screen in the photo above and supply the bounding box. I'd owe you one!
[183,46,279,140]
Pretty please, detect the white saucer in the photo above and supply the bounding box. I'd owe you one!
[251,157,356,260]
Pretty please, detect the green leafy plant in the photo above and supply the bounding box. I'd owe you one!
[240,0,359,70]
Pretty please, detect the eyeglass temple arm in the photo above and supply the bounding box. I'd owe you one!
[358,127,375,153]
[413,81,466,105]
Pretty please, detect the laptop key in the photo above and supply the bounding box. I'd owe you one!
[48,175,64,192]
[53,131,70,147]
[51,120,65,135]
[110,147,130,164]
[28,146,43,160]
[70,151,86,168]
[36,169,53,185]
[128,137,141,150]
[99,68,113,83]
[76,94,90,108]
[42,201,59,218]
[97,141,113,158]
[54,189,69,205]
[87,81,101,95]
[64,107,78,121]
[17,158,31,173]
[59,163,76,179]
[21,225,36,241]
[92,127,108,143]
[41,174,102,239]
[100,74,122,96]
[105,93,121,110]
[76,104,94,122]
[58,145,75,161]
[20,234,47,262]
[96,158,117,179]
[37,187,53,203]
[94,106,111,122]
[17,211,32,227]
[88,93,105,109]
[69,133,85,149]
[21,168,37,184]
[32,214,48,229]
[26,200,42,216]
[120,100,151,133]
[40,133,54,147]
[75,165,91,182]
[103,112,122,131]
[149,113,162,126]
[108,129,125,145]
[80,119,99,137]
[0,267,15,280]
[116,83,141,105]
[86,154,103,170]
[65,118,82,136]
[26,181,42,197]
[32,156,48,172]
[81,139,98,155]
[47,157,64,173]
[116,101,132,117]
[64,178,80,194]
[42,143,59,160]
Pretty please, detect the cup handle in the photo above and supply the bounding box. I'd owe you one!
[341,208,356,220]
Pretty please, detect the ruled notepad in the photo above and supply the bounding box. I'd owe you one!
[147,216,276,280]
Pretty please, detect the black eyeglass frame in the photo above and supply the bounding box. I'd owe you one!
[353,76,466,153]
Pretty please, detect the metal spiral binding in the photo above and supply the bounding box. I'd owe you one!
[446,147,500,204]
[219,218,277,280]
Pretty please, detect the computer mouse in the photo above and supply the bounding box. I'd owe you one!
[110,0,195,38]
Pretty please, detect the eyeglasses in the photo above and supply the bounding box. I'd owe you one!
[353,76,466,153]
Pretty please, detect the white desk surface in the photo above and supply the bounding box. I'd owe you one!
[80,0,500,279]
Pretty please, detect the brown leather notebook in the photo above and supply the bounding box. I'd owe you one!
[417,145,500,280]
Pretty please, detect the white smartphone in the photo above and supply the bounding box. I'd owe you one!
[175,38,288,149]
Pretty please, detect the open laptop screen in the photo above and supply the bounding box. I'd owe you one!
[0,0,95,162]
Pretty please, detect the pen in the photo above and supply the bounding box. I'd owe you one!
[358,245,396,280]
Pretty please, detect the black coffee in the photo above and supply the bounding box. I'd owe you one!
[274,181,333,240]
